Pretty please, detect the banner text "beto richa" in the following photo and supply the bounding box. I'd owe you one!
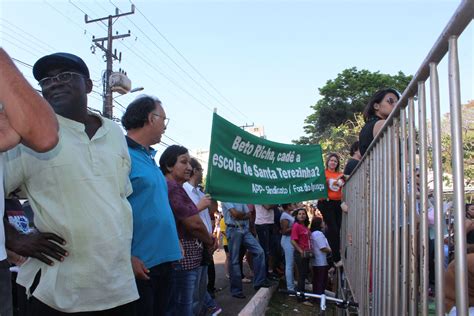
[231,136,300,164]
[211,136,321,180]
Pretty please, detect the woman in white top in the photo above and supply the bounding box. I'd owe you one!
[310,216,331,295]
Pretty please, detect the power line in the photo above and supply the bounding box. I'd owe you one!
[107,1,221,110]
[128,0,250,121]
[44,0,86,33]
[0,18,55,52]
[111,0,247,121]
[1,38,39,60]
[115,17,220,109]
[116,39,214,112]
[11,58,32,69]
[69,0,108,32]
[121,13,238,117]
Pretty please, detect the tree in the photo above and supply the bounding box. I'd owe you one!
[295,67,412,145]
[318,113,365,164]
[429,100,474,187]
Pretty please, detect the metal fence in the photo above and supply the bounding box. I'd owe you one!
[341,1,473,315]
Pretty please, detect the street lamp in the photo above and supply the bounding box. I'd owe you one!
[113,86,144,99]
[129,87,144,93]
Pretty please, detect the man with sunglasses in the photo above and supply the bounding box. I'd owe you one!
[4,53,138,315]
[0,48,59,316]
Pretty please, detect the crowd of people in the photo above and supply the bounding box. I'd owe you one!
[0,47,471,316]
[0,48,350,315]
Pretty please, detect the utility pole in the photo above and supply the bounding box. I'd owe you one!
[85,5,134,119]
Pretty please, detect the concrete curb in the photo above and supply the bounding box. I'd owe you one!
[238,285,278,316]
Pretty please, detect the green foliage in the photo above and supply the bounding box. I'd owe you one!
[296,67,412,145]
[427,101,474,187]
[318,113,365,164]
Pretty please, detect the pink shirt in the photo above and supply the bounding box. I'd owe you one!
[291,222,311,251]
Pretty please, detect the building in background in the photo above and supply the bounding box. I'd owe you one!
[244,125,266,139]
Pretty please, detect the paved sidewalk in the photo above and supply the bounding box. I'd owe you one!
[211,248,258,316]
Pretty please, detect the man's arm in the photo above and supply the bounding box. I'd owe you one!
[229,207,250,220]
[0,48,58,152]
[320,247,332,254]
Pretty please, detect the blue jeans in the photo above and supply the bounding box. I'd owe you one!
[167,265,199,315]
[227,226,265,295]
[256,223,273,275]
[281,235,295,291]
[193,265,217,315]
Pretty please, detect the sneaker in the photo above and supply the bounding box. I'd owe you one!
[335,260,343,268]
[209,306,222,316]
[287,290,297,297]
[242,277,252,283]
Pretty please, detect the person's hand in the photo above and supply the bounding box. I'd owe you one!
[197,195,212,211]
[9,231,67,266]
[335,174,346,188]
[6,249,27,266]
[0,111,21,151]
[131,256,150,280]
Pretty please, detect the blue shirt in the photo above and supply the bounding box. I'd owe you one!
[126,136,182,268]
[222,202,249,230]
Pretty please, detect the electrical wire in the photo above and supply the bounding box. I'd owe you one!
[0,18,55,52]
[116,40,214,112]
[69,0,108,31]
[128,0,249,121]
[110,0,245,121]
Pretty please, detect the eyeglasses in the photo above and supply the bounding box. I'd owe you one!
[152,113,170,127]
[386,97,397,105]
[38,72,84,89]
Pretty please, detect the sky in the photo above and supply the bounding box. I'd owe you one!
[0,0,472,159]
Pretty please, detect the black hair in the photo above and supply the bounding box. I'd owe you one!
[310,216,324,232]
[325,153,340,172]
[189,157,201,177]
[349,141,360,156]
[294,208,309,227]
[281,203,292,210]
[159,145,188,175]
[121,95,161,130]
[363,88,400,122]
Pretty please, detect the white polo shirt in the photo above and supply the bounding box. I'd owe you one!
[255,204,274,225]
[183,182,212,233]
[4,114,138,312]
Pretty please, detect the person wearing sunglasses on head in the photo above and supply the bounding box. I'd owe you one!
[358,88,400,157]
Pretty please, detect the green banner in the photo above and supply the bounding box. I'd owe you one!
[206,113,327,204]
